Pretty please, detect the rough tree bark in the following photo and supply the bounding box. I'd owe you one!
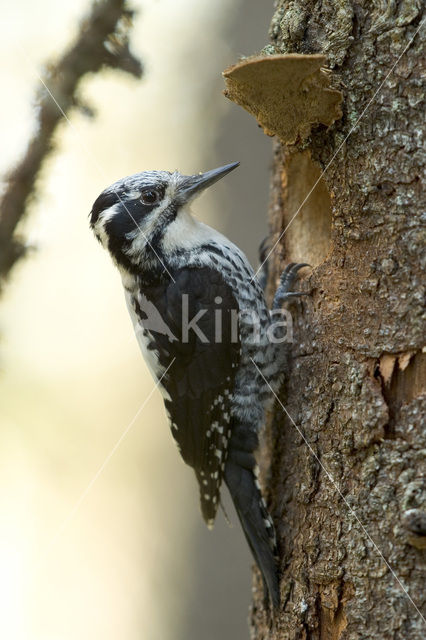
[252,2,425,639]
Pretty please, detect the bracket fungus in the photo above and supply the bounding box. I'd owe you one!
[223,54,343,145]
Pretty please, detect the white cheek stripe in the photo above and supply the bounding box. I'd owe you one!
[124,194,173,258]
[95,176,179,254]
[94,202,121,246]
[123,175,180,257]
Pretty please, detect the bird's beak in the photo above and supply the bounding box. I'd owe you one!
[178,162,240,203]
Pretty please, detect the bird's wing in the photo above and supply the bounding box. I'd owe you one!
[141,266,241,526]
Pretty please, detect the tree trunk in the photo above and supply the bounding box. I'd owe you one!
[252,2,425,638]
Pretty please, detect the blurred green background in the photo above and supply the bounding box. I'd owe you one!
[1,1,273,637]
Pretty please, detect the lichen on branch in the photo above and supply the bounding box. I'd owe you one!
[0,0,143,292]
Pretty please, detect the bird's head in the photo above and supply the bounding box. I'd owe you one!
[89,162,239,272]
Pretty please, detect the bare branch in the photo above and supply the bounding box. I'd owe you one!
[0,0,143,291]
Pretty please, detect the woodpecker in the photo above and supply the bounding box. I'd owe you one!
[90,162,306,609]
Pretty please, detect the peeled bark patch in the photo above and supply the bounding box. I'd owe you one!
[223,54,343,144]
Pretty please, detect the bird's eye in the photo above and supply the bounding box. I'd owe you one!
[141,189,160,205]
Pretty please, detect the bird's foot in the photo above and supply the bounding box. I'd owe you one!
[272,262,310,309]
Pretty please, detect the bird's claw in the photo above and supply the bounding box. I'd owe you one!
[272,262,310,309]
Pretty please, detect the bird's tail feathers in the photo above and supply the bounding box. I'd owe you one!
[224,427,279,609]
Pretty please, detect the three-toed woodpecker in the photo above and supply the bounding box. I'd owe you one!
[90,162,306,608]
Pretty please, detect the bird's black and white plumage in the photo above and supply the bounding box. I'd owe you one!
[90,162,305,608]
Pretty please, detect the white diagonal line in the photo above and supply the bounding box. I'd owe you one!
[38,358,175,564]
[251,358,426,625]
[253,17,425,281]
[17,44,176,283]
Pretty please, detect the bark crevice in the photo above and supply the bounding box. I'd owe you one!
[250,1,425,638]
